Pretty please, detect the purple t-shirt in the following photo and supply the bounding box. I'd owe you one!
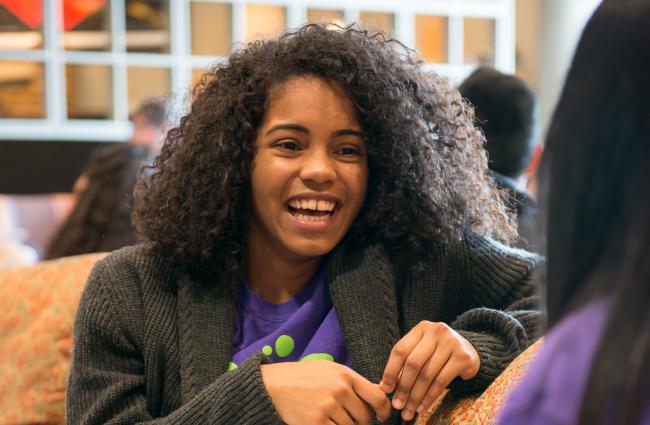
[498,298,650,425]
[229,265,350,370]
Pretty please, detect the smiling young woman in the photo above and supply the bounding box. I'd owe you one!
[247,76,368,303]
[67,25,543,425]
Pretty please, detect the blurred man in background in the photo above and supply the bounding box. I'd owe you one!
[129,96,173,152]
[459,67,542,250]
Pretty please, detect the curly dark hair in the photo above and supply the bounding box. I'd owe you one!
[133,24,515,282]
[45,143,151,260]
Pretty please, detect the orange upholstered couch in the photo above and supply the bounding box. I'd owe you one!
[0,254,541,425]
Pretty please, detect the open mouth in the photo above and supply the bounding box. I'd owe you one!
[287,199,338,222]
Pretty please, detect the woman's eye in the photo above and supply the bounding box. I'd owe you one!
[337,147,361,156]
[276,141,300,151]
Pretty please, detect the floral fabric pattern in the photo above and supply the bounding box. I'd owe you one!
[0,253,106,425]
[417,338,543,425]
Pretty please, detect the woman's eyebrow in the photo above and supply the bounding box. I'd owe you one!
[332,129,364,138]
[266,123,309,136]
[265,124,364,138]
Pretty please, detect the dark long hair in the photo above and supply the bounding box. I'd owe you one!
[133,24,516,283]
[543,0,650,423]
[45,144,150,259]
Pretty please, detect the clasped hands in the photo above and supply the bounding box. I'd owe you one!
[262,321,480,424]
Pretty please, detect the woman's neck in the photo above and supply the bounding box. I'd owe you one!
[245,233,322,305]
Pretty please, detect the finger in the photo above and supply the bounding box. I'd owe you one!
[458,343,480,380]
[329,404,355,425]
[400,345,452,421]
[380,326,424,393]
[390,334,440,411]
[416,356,466,416]
[349,371,392,422]
[342,393,373,425]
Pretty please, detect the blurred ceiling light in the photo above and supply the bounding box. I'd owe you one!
[0,32,42,49]
[63,31,110,50]
[61,30,168,50]
[0,62,38,82]
[126,30,168,49]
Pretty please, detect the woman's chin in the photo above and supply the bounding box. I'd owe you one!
[284,239,338,260]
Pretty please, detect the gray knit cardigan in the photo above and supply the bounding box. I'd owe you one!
[67,233,542,424]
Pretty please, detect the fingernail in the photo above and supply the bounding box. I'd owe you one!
[392,398,404,410]
[417,404,426,414]
[402,410,413,421]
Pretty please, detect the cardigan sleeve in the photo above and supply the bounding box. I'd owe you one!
[449,234,544,395]
[66,259,284,425]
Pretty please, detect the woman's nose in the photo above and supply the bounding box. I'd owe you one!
[299,149,336,186]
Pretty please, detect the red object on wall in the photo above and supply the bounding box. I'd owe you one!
[0,0,106,30]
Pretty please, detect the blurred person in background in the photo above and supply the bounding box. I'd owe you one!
[129,96,173,152]
[43,143,151,260]
[498,0,650,423]
[459,67,542,250]
[2,97,170,260]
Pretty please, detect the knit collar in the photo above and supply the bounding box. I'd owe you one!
[176,241,400,400]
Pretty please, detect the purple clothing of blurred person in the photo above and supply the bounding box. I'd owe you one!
[498,298,650,425]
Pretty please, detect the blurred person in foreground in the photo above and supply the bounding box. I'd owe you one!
[459,67,541,250]
[498,0,650,424]
[44,144,151,260]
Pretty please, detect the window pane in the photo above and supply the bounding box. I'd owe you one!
[63,0,111,51]
[416,15,448,63]
[126,0,170,53]
[66,64,112,119]
[359,12,394,37]
[246,5,285,42]
[0,3,43,50]
[307,9,344,27]
[127,67,170,113]
[191,68,207,88]
[464,18,495,66]
[0,61,45,118]
[190,68,211,99]
[191,2,231,56]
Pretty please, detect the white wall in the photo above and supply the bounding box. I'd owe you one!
[537,0,602,134]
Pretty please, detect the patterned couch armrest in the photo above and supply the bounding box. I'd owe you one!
[416,338,543,425]
[0,253,107,425]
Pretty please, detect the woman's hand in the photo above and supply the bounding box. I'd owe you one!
[380,321,480,421]
[261,360,392,425]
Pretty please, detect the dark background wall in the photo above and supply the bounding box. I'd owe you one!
[0,141,119,194]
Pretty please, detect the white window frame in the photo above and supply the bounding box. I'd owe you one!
[0,0,514,141]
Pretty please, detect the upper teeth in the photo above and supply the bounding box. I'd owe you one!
[289,199,336,212]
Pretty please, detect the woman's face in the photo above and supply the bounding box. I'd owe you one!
[248,76,368,261]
